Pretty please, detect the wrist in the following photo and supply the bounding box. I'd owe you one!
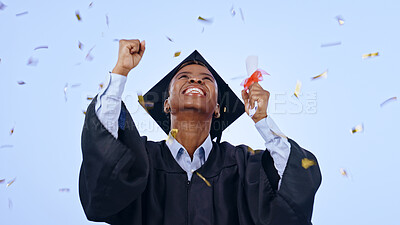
[112,65,131,76]
[252,114,267,123]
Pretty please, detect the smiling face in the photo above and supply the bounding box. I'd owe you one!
[165,64,219,118]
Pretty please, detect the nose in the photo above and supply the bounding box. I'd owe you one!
[189,77,203,84]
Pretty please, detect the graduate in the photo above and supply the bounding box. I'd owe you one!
[79,39,322,225]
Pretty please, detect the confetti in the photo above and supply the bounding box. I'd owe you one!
[351,123,364,134]
[196,172,211,187]
[320,42,341,48]
[78,41,84,50]
[10,126,14,135]
[64,83,68,101]
[362,52,379,59]
[27,57,38,66]
[336,15,344,25]
[239,8,245,22]
[34,45,48,50]
[201,27,205,33]
[230,75,246,80]
[59,188,70,192]
[8,198,13,209]
[294,80,302,98]
[99,82,104,89]
[75,10,82,21]
[0,1,7,10]
[138,92,154,111]
[166,36,174,42]
[106,14,109,28]
[86,46,95,61]
[82,110,87,115]
[197,16,213,24]
[87,96,94,100]
[174,51,181,57]
[171,129,178,138]
[0,145,13,149]
[17,81,26,85]
[16,11,28,17]
[223,107,227,113]
[166,129,179,145]
[311,70,328,80]
[380,97,397,107]
[230,5,236,16]
[247,146,255,155]
[0,179,4,183]
[6,177,16,188]
[340,168,348,177]
[88,2,93,8]
[301,158,316,169]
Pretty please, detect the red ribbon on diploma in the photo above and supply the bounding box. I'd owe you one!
[241,69,269,91]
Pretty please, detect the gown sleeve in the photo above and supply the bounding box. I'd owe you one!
[79,98,149,223]
[241,139,321,225]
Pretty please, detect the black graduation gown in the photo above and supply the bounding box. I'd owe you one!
[79,99,322,225]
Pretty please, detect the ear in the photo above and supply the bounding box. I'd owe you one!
[214,104,220,118]
[164,98,170,113]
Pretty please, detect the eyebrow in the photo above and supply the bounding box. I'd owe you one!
[176,71,215,79]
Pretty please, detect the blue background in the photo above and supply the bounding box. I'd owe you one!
[1,0,399,224]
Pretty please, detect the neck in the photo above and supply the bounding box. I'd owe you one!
[170,111,212,159]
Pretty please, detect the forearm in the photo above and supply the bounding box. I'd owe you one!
[95,72,127,138]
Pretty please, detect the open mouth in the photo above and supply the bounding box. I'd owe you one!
[182,86,206,96]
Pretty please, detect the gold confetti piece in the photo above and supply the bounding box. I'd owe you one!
[75,10,82,21]
[99,83,104,89]
[336,15,344,25]
[301,158,316,169]
[171,129,178,138]
[6,177,16,187]
[247,146,255,155]
[78,41,84,50]
[0,2,7,10]
[196,172,211,187]
[82,110,86,115]
[33,45,48,50]
[239,8,245,22]
[174,51,181,57]
[340,168,348,177]
[165,129,179,145]
[362,52,379,59]
[59,188,70,192]
[166,36,174,42]
[294,80,302,98]
[320,42,341,48]
[17,81,26,85]
[223,107,227,113]
[10,127,14,135]
[197,16,213,24]
[351,123,364,134]
[16,11,28,16]
[27,57,38,66]
[311,70,328,80]
[380,97,397,107]
[0,179,5,183]
[87,96,93,100]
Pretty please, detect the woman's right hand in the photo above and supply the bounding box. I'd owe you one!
[112,39,146,76]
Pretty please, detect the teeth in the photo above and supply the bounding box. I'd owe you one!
[185,87,204,95]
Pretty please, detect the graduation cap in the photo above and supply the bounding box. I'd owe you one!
[142,50,245,142]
